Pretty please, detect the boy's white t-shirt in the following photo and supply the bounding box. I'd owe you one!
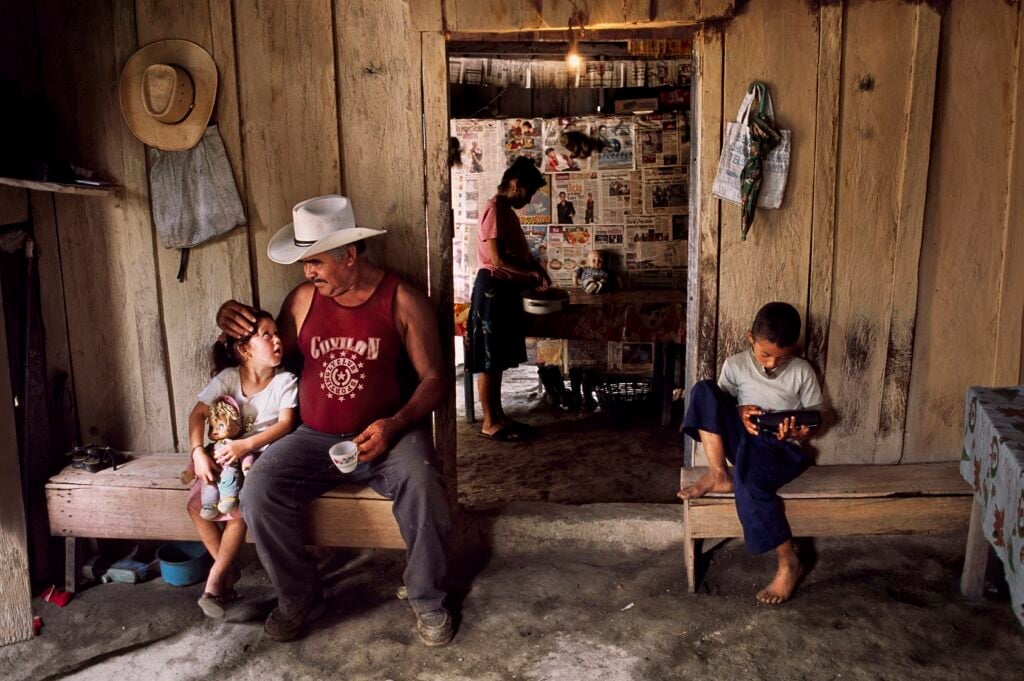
[197,367,299,451]
[718,349,823,411]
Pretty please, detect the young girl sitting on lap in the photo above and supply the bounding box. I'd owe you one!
[186,309,298,617]
[679,302,824,605]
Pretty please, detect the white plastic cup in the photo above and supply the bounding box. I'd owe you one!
[329,441,359,474]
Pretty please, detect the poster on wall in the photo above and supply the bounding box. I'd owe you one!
[515,173,551,225]
[502,117,543,167]
[541,118,591,172]
[592,118,635,170]
[451,119,504,173]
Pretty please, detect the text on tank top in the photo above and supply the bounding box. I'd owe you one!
[297,272,402,434]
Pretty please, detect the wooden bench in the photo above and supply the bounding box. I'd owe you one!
[45,452,404,591]
[680,462,972,592]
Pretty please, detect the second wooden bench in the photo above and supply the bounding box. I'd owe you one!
[679,462,972,592]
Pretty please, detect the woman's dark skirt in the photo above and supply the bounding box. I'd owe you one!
[468,269,528,374]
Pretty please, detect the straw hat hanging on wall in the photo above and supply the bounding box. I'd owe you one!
[119,39,217,151]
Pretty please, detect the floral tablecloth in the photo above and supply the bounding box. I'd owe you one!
[961,385,1024,625]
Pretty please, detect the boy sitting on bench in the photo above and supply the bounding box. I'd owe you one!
[679,302,823,604]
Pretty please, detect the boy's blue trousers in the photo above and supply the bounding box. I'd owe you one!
[683,380,807,554]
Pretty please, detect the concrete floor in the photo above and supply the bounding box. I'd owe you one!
[4,533,1022,680]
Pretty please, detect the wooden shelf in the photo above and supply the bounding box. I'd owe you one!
[0,176,121,197]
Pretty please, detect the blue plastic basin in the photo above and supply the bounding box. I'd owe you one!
[155,541,211,586]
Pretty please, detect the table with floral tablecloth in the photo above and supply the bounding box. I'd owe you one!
[960,385,1024,626]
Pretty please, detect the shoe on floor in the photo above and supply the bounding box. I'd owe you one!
[264,599,327,642]
[416,607,454,647]
[197,589,239,619]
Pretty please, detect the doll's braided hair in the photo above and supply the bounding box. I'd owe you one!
[211,309,275,376]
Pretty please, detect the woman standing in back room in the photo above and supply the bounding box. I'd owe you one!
[469,156,551,442]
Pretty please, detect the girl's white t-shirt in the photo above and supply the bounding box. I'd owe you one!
[197,367,299,451]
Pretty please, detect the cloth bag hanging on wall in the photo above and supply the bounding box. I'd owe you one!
[712,82,791,239]
[148,125,246,281]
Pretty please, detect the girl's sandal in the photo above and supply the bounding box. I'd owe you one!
[197,589,240,619]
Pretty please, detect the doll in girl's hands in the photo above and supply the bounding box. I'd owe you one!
[199,395,247,519]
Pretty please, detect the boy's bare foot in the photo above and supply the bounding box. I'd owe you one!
[756,555,802,605]
[677,469,733,499]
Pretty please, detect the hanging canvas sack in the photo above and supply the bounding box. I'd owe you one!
[711,83,791,211]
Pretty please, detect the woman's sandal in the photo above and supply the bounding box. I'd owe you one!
[197,589,240,619]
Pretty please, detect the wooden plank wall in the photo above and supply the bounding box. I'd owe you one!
[442,0,736,31]
[13,0,1024,470]
[904,0,1024,459]
[36,0,174,451]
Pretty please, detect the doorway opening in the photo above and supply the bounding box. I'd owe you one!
[446,32,697,507]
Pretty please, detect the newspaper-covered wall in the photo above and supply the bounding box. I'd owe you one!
[448,56,692,90]
[450,113,689,302]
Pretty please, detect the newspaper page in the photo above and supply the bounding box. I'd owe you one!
[636,113,684,167]
[607,341,655,375]
[546,224,593,288]
[541,117,592,172]
[521,224,549,271]
[451,119,504,173]
[551,172,602,225]
[531,60,572,89]
[502,117,543,167]
[625,215,672,247]
[485,58,531,88]
[452,171,502,224]
[646,59,693,88]
[592,117,635,170]
[515,173,552,226]
[599,170,632,224]
[452,222,478,304]
[628,170,645,215]
[642,165,688,215]
[581,61,621,88]
[592,225,626,276]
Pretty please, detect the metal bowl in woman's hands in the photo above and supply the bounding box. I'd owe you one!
[522,287,569,315]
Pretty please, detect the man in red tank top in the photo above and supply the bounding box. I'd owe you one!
[218,195,453,646]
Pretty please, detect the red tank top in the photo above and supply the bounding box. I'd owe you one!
[298,273,403,434]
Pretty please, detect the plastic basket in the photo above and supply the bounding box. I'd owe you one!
[594,377,653,412]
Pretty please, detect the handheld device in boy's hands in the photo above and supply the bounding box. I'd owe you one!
[752,409,822,435]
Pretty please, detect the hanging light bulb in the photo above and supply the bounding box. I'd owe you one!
[566,7,585,71]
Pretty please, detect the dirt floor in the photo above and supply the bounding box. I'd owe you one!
[5,363,1020,678]
[3,534,1022,680]
[455,364,684,506]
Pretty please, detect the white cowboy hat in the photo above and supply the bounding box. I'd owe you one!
[267,195,386,264]
[119,39,217,151]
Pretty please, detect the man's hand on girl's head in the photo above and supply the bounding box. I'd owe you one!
[216,299,257,339]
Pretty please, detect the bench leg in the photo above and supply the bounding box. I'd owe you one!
[960,499,989,599]
[683,502,697,593]
[65,537,79,594]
